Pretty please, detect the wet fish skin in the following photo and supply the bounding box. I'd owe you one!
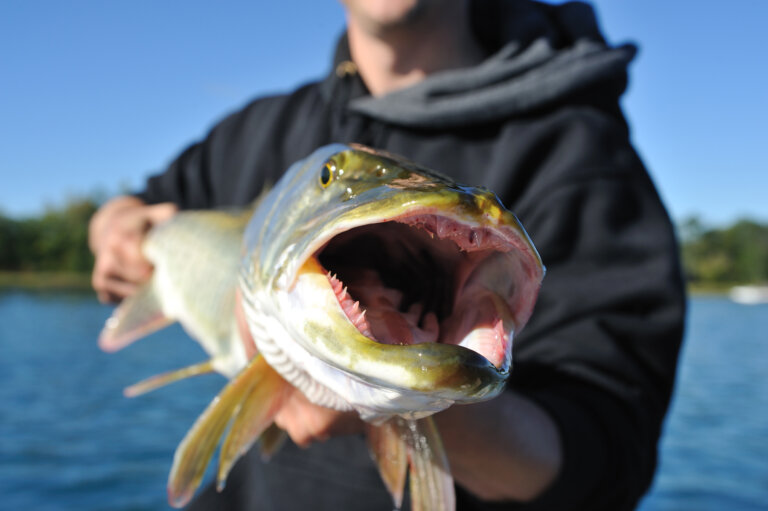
[240,144,543,420]
[99,209,252,388]
[99,144,544,510]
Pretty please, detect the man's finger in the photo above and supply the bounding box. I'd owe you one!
[235,289,257,358]
[144,203,178,225]
[95,277,140,303]
[113,239,153,284]
[93,249,145,291]
[275,395,314,448]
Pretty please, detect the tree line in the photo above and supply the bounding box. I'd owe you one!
[1,199,767,288]
[679,216,768,287]
[0,198,97,273]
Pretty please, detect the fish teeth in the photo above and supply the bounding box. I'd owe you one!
[436,216,449,238]
[355,309,373,338]
[428,215,438,235]
[328,273,344,295]
[471,228,485,248]
[354,309,366,327]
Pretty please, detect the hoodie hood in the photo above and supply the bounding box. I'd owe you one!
[344,0,636,129]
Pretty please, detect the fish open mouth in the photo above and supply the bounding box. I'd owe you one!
[313,212,537,370]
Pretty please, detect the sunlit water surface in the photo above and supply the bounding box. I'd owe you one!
[1,292,766,510]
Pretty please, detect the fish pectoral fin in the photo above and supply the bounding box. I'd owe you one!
[167,355,270,508]
[402,417,455,511]
[98,281,172,352]
[366,420,408,509]
[123,360,216,398]
[216,361,290,490]
[258,423,288,462]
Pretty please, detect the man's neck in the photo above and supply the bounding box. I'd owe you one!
[346,2,485,97]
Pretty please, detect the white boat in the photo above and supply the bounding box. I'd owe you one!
[729,285,768,305]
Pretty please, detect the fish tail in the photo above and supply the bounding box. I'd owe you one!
[98,281,172,352]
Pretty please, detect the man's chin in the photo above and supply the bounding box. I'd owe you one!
[343,0,434,32]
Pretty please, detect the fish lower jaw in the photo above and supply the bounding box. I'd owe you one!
[257,325,457,421]
[328,271,373,337]
[322,256,513,371]
[243,287,462,419]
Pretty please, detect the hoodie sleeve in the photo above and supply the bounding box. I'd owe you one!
[135,105,250,209]
[489,110,686,510]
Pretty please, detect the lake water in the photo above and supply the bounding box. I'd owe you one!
[1,292,766,510]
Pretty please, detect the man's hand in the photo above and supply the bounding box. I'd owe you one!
[89,196,177,303]
[272,388,364,447]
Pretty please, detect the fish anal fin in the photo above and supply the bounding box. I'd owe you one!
[366,420,408,509]
[258,423,288,462]
[402,417,455,511]
[98,282,172,352]
[123,360,215,398]
[217,361,290,490]
[166,355,266,508]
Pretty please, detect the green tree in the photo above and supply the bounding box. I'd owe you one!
[680,216,768,285]
[0,197,99,273]
[0,214,21,269]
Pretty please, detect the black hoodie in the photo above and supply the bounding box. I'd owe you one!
[140,1,685,509]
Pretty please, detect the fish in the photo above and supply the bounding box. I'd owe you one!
[98,143,544,510]
[98,208,251,396]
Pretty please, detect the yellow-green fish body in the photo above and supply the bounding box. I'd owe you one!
[100,144,544,510]
[240,144,543,421]
[99,209,250,392]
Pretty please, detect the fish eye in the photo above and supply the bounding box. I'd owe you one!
[320,162,334,188]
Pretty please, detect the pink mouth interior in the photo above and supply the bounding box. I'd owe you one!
[315,214,528,369]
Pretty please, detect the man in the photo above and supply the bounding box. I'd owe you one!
[90,1,685,509]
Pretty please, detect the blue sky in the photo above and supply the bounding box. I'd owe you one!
[1,1,766,225]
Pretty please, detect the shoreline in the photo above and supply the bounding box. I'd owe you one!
[0,271,93,292]
[0,271,736,298]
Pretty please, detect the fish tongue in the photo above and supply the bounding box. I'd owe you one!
[366,308,415,345]
[344,269,440,345]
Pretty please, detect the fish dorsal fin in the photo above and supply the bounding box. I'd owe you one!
[98,281,173,352]
[123,360,216,398]
[166,355,289,508]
